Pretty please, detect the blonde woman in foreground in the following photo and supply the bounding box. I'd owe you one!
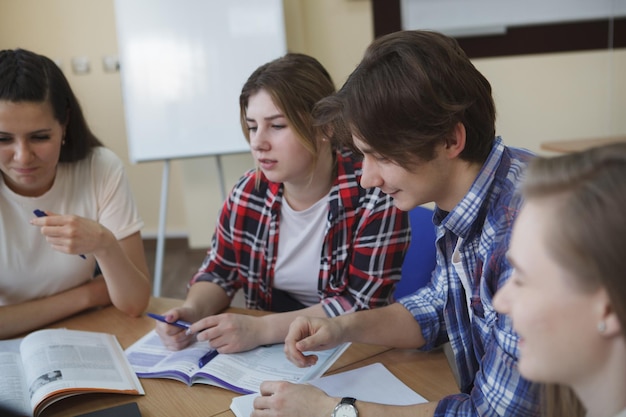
[494,142,626,417]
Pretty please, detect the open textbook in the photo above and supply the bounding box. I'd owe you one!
[0,329,145,417]
[230,362,428,417]
[125,329,350,394]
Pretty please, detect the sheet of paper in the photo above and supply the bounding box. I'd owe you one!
[230,362,427,417]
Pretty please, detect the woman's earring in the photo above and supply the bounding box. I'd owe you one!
[597,321,607,333]
[62,139,66,146]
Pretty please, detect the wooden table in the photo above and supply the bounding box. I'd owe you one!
[39,297,458,417]
[540,135,626,153]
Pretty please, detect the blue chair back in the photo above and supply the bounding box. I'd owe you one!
[395,206,437,299]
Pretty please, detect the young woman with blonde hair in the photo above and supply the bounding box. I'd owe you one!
[495,143,626,417]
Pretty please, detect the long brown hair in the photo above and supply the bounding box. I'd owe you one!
[239,52,336,170]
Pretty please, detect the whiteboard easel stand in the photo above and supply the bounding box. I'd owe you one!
[153,159,170,297]
[152,155,227,297]
[214,155,227,200]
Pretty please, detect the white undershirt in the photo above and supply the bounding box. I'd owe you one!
[452,237,473,320]
[273,194,329,307]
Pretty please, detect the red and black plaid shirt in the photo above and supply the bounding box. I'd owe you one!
[191,149,410,316]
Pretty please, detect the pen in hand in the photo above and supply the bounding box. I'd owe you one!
[33,209,87,259]
[147,313,215,367]
[147,312,192,329]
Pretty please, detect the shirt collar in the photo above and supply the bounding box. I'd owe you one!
[435,136,505,238]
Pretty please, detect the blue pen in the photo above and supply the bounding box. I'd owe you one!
[147,312,191,329]
[198,350,219,368]
[33,209,87,259]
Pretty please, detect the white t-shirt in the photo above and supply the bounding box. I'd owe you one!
[0,147,143,305]
[452,237,473,320]
[273,194,328,307]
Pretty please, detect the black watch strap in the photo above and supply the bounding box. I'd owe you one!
[341,397,357,406]
[333,397,358,417]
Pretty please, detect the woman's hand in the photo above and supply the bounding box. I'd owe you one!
[154,307,199,351]
[31,211,114,257]
[190,313,267,353]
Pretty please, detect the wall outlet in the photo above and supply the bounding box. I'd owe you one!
[71,56,90,74]
[102,55,120,72]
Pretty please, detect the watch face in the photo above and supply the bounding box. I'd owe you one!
[334,404,358,417]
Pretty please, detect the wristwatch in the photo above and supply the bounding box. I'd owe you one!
[332,397,358,417]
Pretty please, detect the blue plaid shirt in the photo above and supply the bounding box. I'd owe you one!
[400,137,540,416]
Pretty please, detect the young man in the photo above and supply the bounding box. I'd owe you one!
[252,31,540,417]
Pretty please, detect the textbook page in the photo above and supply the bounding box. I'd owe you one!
[24,329,144,416]
[0,346,30,415]
[230,362,427,417]
[194,341,348,393]
[0,329,144,417]
[125,329,350,394]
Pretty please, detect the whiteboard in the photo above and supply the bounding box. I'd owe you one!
[114,0,286,163]
[401,0,626,37]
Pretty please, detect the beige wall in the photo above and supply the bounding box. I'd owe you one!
[476,49,626,152]
[1,0,624,249]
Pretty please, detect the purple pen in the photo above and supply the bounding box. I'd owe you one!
[198,350,219,368]
[33,209,87,259]
[147,313,191,329]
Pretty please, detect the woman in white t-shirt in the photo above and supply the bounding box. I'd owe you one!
[0,48,151,339]
[494,143,626,417]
